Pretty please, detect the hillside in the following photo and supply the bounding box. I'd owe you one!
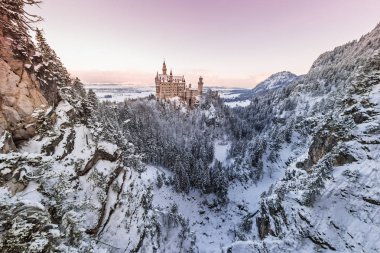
[223,71,298,105]
[226,22,380,252]
[252,71,299,94]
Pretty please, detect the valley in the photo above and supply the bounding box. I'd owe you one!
[1,1,380,253]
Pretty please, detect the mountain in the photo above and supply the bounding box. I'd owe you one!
[1,2,380,253]
[223,71,298,104]
[226,22,380,252]
[252,71,299,94]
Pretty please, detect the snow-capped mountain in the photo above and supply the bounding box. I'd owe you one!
[222,71,298,105]
[252,71,299,94]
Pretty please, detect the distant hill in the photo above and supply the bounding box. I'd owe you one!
[223,71,299,103]
[252,71,298,93]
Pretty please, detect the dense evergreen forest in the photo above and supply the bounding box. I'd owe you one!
[90,87,300,199]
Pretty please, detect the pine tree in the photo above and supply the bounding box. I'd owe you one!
[210,161,228,201]
[0,0,42,58]
[35,29,71,88]
[86,89,99,112]
[72,77,86,98]
[0,1,42,29]
[193,158,210,192]
[174,157,190,193]
[81,88,99,126]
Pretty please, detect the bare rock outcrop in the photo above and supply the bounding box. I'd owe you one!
[0,21,49,142]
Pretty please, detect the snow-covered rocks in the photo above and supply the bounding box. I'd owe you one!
[0,131,16,154]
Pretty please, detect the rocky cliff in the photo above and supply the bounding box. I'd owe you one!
[0,16,49,142]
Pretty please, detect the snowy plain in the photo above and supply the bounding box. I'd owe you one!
[87,85,252,107]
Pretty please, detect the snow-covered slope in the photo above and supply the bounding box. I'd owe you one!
[0,88,195,252]
[225,23,380,252]
[253,71,299,94]
[223,71,298,105]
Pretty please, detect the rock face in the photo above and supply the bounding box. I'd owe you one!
[0,21,48,142]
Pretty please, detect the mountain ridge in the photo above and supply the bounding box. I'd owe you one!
[253,71,299,93]
[226,18,380,253]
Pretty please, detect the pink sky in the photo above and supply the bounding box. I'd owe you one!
[30,0,380,87]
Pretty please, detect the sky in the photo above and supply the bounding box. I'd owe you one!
[29,0,380,88]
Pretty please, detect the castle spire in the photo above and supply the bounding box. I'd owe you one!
[162,60,167,75]
[198,76,204,95]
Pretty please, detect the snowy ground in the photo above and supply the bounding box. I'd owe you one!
[224,100,251,108]
[86,85,155,102]
[86,85,250,106]
[214,140,230,163]
[145,177,282,252]
[132,139,284,253]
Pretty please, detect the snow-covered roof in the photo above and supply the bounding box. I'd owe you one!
[157,74,185,82]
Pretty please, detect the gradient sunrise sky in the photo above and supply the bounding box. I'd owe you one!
[30,0,380,87]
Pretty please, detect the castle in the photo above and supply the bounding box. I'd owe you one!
[155,61,203,105]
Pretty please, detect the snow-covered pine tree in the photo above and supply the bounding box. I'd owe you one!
[35,28,71,90]
[174,156,190,193]
[0,0,42,58]
[72,77,86,98]
[80,88,99,128]
[87,89,99,111]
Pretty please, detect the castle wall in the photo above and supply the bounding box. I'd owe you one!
[156,79,186,99]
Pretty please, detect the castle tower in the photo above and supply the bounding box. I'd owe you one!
[155,71,160,100]
[162,60,167,75]
[198,76,204,95]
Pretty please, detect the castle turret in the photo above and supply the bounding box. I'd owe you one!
[162,60,167,75]
[198,76,204,95]
[155,71,160,100]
